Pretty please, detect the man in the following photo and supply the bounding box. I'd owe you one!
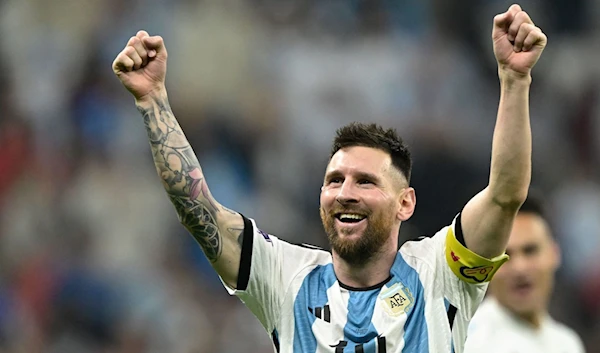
[112,4,546,352]
[464,196,586,353]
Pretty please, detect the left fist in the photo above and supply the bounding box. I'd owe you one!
[492,4,547,79]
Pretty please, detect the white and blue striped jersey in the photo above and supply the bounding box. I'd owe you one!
[222,215,500,353]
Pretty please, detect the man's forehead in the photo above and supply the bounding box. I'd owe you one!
[328,146,392,171]
[507,213,552,247]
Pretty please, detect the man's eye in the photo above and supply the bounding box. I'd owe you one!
[358,179,373,185]
[329,178,342,184]
[523,245,539,256]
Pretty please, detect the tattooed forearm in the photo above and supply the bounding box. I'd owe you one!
[137,96,223,262]
[171,195,222,262]
[138,98,206,196]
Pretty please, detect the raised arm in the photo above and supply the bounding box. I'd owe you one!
[112,31,244,288]
[461,5,547,258]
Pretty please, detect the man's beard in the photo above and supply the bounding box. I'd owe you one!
[320,206,394,266]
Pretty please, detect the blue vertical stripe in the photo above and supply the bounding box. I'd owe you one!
[343,290,380,353]
[293,263,338,353]
[389,254,429,353]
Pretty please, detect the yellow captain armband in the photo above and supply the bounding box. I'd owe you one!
[445,227,509,284]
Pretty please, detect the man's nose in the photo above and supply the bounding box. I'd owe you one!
[336,181,360,205]
[508,254,529,274]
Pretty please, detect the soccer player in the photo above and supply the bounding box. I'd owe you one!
[464,195,586,353]
[111,4,546,352]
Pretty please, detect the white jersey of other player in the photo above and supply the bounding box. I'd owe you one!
[222,215,508,353]
[464,297,585,353]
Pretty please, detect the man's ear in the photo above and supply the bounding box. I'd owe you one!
[397,187,416,221]
[550,239,561,271]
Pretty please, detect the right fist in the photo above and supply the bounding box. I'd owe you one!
[112,30,167,102]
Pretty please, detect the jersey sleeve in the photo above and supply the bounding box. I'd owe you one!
[438,214,508,312]
[400,214,509,352]
[433,214,509,348]
[219,215,328,333]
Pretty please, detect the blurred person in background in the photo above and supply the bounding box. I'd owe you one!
[464,194,585,353]
[111,4,546,353]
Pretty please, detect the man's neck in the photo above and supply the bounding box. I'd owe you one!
[493,297,546,330]
[332,238,398,289]
[516,310,545,329]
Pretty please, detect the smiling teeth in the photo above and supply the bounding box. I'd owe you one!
[339,214,365,220]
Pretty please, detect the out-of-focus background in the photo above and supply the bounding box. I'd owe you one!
[0,0,599,352]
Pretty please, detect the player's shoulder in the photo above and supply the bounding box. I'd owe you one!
[464,299,506,351]
[278,240,332,262]
[399,225,450,258]
[281,240,329,253]
[546,317,585,350]
[248,216,332,264]
[397,230,447,276]
[468,298,511,336]
[469,297,503,324]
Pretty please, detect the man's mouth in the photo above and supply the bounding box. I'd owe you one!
[511,280,534,296]
[334,213,367,223]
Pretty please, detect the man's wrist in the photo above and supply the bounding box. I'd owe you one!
[135,87,168,107]
[498,69,532,88]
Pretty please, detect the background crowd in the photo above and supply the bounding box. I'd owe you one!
[0,0,599,352]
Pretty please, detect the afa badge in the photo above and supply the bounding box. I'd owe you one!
[379,282,414,317]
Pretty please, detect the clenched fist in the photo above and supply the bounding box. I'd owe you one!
[492,4,547,79]
[112,30,168,102]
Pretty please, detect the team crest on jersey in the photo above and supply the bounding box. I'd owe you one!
[379,282,414,317]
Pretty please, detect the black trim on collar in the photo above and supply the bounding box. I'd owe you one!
[338,275,392,292]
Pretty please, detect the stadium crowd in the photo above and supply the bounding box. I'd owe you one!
[0,0,598,351]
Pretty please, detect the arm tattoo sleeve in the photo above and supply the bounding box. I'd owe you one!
[137,96,222,263]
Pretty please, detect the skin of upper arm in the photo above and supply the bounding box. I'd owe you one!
[460,188,520,259]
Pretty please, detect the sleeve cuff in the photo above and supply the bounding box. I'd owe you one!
[236,214,254,291]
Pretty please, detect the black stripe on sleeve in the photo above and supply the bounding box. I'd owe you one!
[315,306,322,319]
[324,305,330,323]
[271,330,280,353]
[447,304,458,330]
[455,213,466,247]
[377,336,387,353]
[236,215,254,291]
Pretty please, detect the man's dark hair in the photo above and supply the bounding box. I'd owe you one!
[518,190,556,239]
[519,191,546,219]
[330,122,412,182]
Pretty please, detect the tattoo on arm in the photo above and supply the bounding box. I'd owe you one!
[170,195,221,262]
[138,97,224,262]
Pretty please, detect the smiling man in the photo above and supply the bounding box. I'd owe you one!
[464,196,585,353]
[112,4,546,353]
